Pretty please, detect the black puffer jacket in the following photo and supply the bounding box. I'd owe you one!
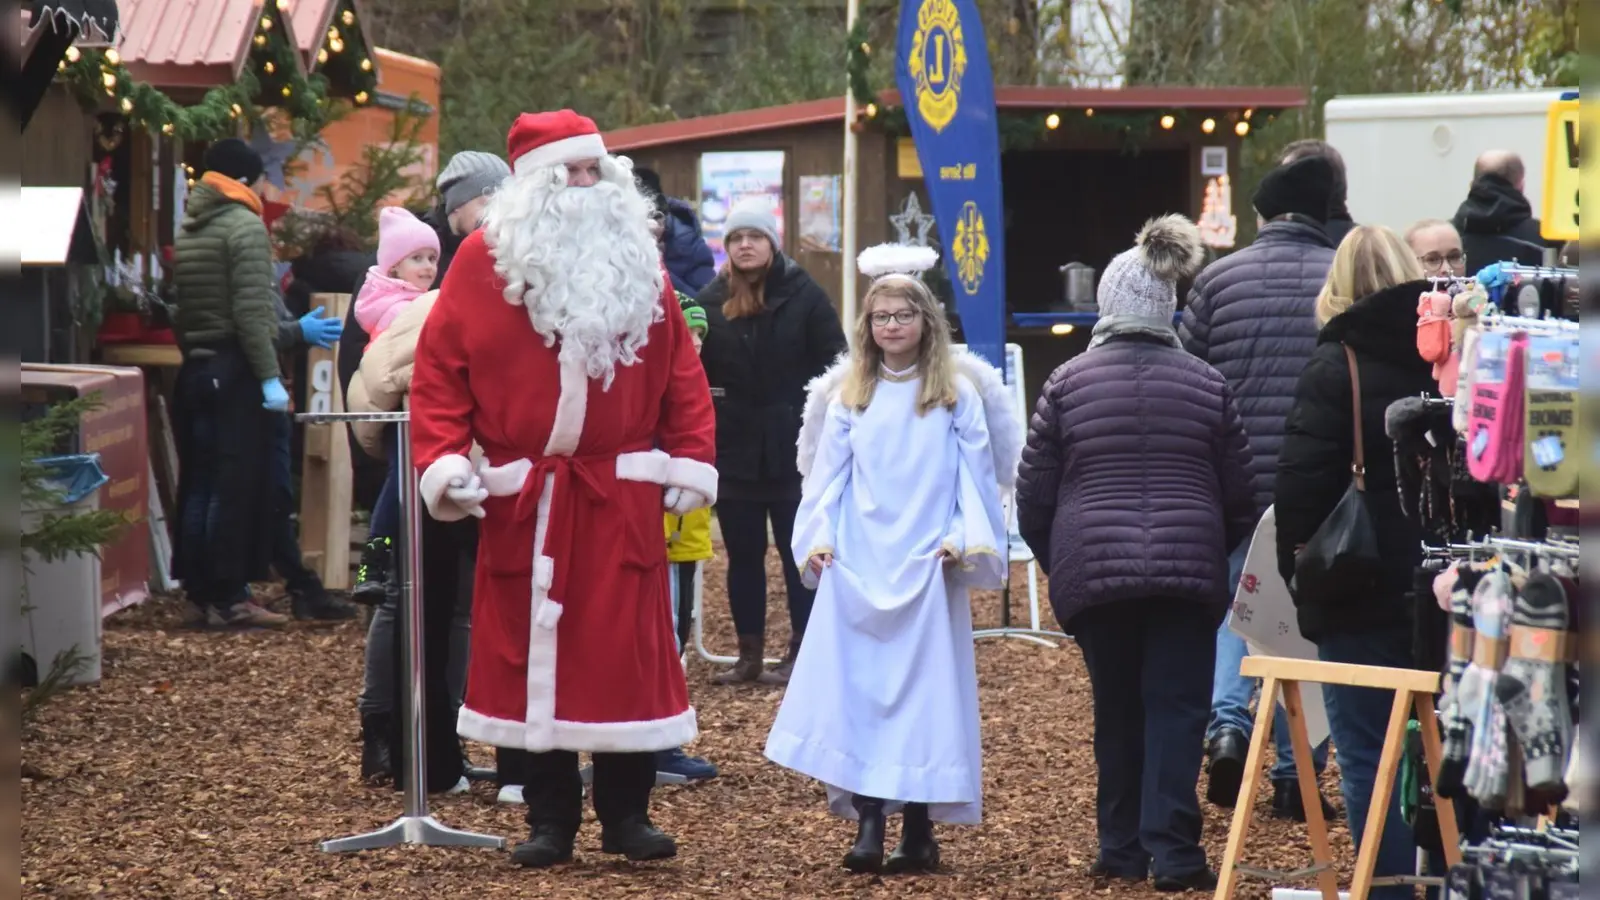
[1274,280,1440,644]
[1180,219,1334,514]
[1452,174,1549,269]
[698,254,846,498]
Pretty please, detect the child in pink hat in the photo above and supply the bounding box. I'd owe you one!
[354,207,441,344]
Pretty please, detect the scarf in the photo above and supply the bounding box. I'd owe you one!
[200,171,264,217]
[1086,314,1183,350]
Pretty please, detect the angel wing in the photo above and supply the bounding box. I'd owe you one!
[794,349,1023,489]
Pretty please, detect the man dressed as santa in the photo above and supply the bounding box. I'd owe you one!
[409,109,717,868]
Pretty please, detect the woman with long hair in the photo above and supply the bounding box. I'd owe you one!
[1276,225,1435,900]
[765,245,1019,874]
[696,201,847,683]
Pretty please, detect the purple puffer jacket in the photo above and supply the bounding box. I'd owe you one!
[1015,333,1258,628]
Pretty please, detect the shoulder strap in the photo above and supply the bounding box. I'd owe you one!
[1342,343,1366,492]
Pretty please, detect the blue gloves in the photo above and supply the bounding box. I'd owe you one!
[299,305,344,349]
[262,377,290,412]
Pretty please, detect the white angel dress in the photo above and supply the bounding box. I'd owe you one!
[763,349,1021,824]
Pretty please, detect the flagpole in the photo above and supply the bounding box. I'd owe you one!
[840,0,861,340]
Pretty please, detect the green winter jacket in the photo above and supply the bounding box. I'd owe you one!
[171,182,280,381]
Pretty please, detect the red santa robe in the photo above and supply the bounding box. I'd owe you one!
[408,230,717,754]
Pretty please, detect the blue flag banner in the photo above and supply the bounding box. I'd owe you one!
[895,0,1006,369]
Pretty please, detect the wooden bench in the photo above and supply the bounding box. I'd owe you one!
[1214,656,1463,900]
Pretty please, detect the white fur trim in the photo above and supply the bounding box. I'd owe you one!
[524,471,560,749]
[794,349,1022,488]
[477,457,533,496]
[419,454,475,522]
[858,243,939,278]
[458,705,698,754]
[544,359,587,457]
[953,347,1024,489]
[664,457,718,504]
[513,133,608,176]
[616,449,671,484]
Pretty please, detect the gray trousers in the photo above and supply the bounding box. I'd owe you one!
[357,586,472,717]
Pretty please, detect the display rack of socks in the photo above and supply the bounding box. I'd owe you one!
[1442,824,1578,900]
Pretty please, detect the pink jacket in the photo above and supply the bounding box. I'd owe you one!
[353,266,427,340]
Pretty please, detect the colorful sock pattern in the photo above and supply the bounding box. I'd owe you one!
[1462,571,1512,807]
[1436,565,1483,800]
[1493,573,1573,793]
[1522,333,1580,497]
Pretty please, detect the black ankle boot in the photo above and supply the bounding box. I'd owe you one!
[843,795,886,873]
[599,813,677,861]
[359,712,393,784]
[885,802,939,873]
[510,822,576,868]
[351,538,393,605]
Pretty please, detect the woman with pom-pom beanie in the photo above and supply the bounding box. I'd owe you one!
[1015,215,1257,892]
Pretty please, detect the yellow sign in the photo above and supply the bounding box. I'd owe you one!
[1540,98,1578,242]
[908,0,967,133]
[896,137,923,179]
[951,201,989,294]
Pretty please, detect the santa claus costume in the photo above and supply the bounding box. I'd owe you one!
[408,109,717,868]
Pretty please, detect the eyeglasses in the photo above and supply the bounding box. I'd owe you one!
[1418,250,1467,270]
[869,310,920,327]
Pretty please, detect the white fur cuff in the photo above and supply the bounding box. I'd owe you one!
[419,454,475,522]
[665,457,718,506]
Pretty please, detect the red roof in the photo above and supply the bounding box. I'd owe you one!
[117,0,304,89]
[605,85,1307,153]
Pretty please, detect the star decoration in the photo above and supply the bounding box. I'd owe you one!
[890,192,937,247]
[249,122,301,192]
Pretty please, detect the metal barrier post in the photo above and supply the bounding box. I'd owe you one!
[299,410,504,853]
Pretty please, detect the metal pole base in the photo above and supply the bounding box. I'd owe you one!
[320,815,506,853]
[972,627,1065,648]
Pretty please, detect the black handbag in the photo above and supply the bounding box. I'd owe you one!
[1293,344,1384,605]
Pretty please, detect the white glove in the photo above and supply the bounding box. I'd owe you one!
[663,486,709,515]
[445,474,489,519]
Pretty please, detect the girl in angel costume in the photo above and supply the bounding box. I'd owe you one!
[763,243,1022,874]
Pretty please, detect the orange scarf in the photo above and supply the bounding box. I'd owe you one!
[200,171,264,217]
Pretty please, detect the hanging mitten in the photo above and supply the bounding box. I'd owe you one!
[1523,333,1580,497]
[1462,570,1512,807]
[1452,327,1482,433]
[1494,573,1573,797]
[1465,331,1528,482]
[1417,291,1454,374]
[1475,261,1511,308]
[1440,285,1490,397]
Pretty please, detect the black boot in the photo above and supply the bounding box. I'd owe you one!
[359,712,393,784]
[885,802,939,874]
[510,823,576,868]
[599,813,678,861]
[351,537,392,605]
[291,581,358,622]
[1205,727,1247,807]
[843,795,886,874]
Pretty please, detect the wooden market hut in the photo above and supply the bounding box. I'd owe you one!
[605,84,1308,400]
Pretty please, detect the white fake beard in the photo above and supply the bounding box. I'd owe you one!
[482,156,665,388]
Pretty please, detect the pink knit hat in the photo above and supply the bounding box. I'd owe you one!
[375,207,441,275]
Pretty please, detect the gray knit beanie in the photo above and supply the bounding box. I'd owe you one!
[722,200,781,250]
[1095,214,1205,319]
[437,151,511,218]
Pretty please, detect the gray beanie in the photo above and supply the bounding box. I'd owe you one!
[1095,214,1205,319]
[722,200,781,250]
[437,151,511,217]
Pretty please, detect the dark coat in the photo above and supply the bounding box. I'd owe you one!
[697,253,847,498]
[1015,332,1257,628]
[1274,280,1440,644]
[661,198,717,298]
[1324,214,1357,248]
[1452,174,1550,269]
[1180,219,1334,514]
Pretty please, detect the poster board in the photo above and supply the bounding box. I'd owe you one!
[1229,506,1331,746]
[698,150,785,270]
[797,175,842,253]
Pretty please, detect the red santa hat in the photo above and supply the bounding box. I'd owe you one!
[507,110,608,176]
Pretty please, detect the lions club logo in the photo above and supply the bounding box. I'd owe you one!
[951,201,988,294]
[909,0,966,133]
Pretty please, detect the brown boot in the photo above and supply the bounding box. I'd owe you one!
[712,635,783,685]
[768,636,802,683]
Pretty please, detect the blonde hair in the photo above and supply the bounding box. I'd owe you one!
[1315,225,1425,326]
[1403,217,1456,246]
[839,275,959,416]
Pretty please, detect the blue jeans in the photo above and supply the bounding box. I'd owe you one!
[370,425,400,540]
[1208,544,1329,782]
[269,415,318,593]
[1318,627,1417,900]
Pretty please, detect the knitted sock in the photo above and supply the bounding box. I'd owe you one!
[1465,331,1513,480]
[1522,333,1580,497]
[1462,571,1511,805]
[1436,565,1484,800]
[1452,327,1481,434]
[1494,573,1573,793]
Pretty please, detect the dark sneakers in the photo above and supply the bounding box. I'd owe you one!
[654,747,717,784]
[1153,869,1219,892]
[351,537,393,604]
[290,584,358,621]
[1205,727,1248,807]
[1270,778,1341,822]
